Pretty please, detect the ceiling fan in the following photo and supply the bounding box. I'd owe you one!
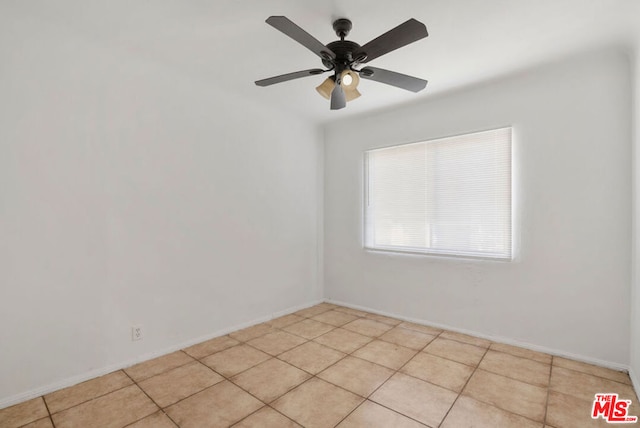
[255,16,429,110]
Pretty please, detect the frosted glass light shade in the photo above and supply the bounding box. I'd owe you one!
[316,77,335,99]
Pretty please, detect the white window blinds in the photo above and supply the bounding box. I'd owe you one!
[365,127,512,259]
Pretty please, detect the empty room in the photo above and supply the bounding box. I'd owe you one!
[2,1,640,427]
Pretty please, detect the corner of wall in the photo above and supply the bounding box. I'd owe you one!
[629,42,640,395]
[316,125,326,301]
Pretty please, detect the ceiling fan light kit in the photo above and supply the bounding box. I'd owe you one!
[255,16,429,110]
[316,70,361,101]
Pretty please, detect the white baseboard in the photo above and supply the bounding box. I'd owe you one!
[0,299,322,410]
[325,298,630,373]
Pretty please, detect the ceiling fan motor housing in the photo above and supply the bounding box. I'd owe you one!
[320,19,367,70]
[325,40,362,69]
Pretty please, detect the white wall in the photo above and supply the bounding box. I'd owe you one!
[324,50,632,366]
[0,10,322,405]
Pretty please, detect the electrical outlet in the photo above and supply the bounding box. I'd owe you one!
[132,325,143,341]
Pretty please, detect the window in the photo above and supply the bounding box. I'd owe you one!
[364,127,512,259]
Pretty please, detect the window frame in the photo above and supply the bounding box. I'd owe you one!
[363,127,514,261]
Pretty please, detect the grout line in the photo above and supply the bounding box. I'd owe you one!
[436,344,490,427]
[41,378,134,419]
[227,404,267,427]
[16,416,57,428]
[120,370,182,428]
[273,342,350,378]
[126,351,196,384]
[542,355,554,426]
[264,405,302,427]
[152,315,342,424]
[228,310,405,426]
[551,362,633,386]
[465,351,552,389]
[181,336,242,360]
[40,396,56,428]
[331,400,368,428]
[433,353,549,427]
[333,326,443,426]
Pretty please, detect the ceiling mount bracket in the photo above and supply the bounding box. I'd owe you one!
[333,18,352,40]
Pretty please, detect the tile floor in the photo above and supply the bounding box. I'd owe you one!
[1,303,638,428]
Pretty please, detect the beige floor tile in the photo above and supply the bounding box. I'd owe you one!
[462,369,547,422]
[125,351,194,382]
[313,328,373,354]
[401,352,474,392]
[183,335,240,359]
[0,398,48,428]
[267,314,305,329]
[379,327,436,350]
[479,350,551,387]
[332,306,371,317]
[311,310,358,327]
[424,338,486,367]
[337,400,428,428]
[553,357,631,385]
[342,319,394,338]
[295,305,333,318]
[440,331,491,348]
[165,381,262,428]
[247,330,307,356]
[201,344,270,377]
[370,372,457,427]
[318,356,394,397]
[20,418,54,428]
[126,411,177,428]
[51,385,157,428]
[627,395,640,421]
[233,406,301,427]
[45,370,132,414]
[546,390,611,428]
[316,302,339,309]
[399,321,443,336]
[283,319,335,339]
[353,340,417,370]
[441,396,542,428]
[489,342,552,364]
[550,366,636,402]
[138,361,223,408]
[231,359,310,403]
[364,313,403,326]
[273,378,363,428]
[278,341,346,374]
[229,323,275,342]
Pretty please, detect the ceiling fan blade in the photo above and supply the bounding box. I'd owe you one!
[330,83,346,110]
[359,66,427,92]
[255,68,326,87]
[356,18,428,63]
[266,16,336,61]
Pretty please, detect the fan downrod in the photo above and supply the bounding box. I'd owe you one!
[333,18,352,40]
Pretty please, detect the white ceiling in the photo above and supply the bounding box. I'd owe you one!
[6,0,640,124]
